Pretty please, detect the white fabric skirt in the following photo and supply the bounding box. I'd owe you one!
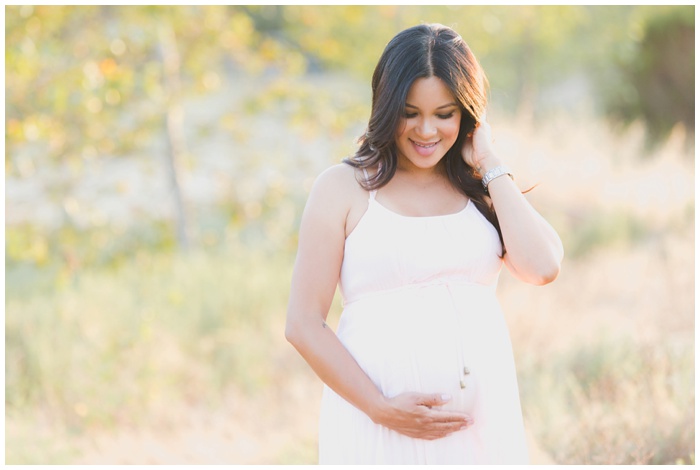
[318,281,529,464]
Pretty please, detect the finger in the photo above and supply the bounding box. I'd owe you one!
[425,408,473,424]
[415,421,472,440]
[434,420,472,433]
[417,393,452,408]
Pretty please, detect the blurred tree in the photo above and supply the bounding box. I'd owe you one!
[8,5,691,174]
[6,6,297,252]
[604,6,694,147]
[240,6,622,117]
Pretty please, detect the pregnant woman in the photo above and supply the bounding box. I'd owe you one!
[285,23,564,464]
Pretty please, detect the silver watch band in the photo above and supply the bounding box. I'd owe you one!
[481,165,513,192]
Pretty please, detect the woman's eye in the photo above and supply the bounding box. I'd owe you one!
[402,111,455,119]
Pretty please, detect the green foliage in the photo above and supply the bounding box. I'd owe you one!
[604,7,694,147]
[234,5,693,122]
[239,5,599,111]
[11,5,682,152]
[562,210,650,259]
[5,222,178,287]
[6,5,304,249]
[7,5,691,182]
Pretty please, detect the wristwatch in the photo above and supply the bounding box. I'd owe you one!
[481,165,513,192]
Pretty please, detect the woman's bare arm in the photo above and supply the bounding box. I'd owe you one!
[285,164,473,439]
[463,119,564,285]
[483,172,563,285]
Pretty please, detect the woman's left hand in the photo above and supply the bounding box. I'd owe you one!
[461,115,501,175]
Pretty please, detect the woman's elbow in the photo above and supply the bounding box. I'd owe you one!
[285,315,302,346]
[531,258,561,285]
[533,266,560,285]
[285,313,315,349]
[534,242,564,285]
[509,248,563,286]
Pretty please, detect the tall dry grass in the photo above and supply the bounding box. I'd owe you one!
[495,113,694,464]
[5,113,694,464]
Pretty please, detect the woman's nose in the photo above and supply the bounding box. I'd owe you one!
[416,118,437,138]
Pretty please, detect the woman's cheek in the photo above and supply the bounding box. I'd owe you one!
[447,118,461,142]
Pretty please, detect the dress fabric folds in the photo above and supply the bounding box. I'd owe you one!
[318,186,529,464]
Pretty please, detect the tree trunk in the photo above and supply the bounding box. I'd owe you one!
[158,20,190,251]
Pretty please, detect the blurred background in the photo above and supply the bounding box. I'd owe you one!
[5,5,694,464]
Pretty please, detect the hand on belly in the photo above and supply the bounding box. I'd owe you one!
[371,391,475,440]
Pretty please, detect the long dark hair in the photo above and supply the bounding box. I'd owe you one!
[343,23,504,249]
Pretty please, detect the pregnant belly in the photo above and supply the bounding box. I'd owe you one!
[337,283,502,415]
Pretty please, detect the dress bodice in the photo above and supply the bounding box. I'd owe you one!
[339,192,504,305]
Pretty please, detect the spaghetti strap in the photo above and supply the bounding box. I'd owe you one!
[361,167,377,201]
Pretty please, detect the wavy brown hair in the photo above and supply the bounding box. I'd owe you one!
[343,23,504,249]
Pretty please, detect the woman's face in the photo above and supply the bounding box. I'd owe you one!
[395,76,462,172]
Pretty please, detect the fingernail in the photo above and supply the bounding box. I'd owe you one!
[441,394,451,401]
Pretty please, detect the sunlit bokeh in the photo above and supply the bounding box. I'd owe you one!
[5,5,694,464]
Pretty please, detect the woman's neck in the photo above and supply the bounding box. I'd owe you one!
[396,158,448,182]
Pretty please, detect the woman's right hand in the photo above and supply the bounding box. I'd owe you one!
[371,392,474,440]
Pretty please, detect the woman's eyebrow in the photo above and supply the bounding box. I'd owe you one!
[404,102,458,110]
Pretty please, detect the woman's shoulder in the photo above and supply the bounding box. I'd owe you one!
[309,163,369,217]
[317,161,360,181]
[311,162,366,198]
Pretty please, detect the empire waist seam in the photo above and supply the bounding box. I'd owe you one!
[341,278,494,307]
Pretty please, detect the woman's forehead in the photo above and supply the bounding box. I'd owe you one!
[405,77,457,107]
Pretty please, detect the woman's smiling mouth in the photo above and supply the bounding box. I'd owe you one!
[410,139,440,148]
[410,139,441,156]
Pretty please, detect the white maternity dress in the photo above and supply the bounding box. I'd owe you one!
[318,179,529,464]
